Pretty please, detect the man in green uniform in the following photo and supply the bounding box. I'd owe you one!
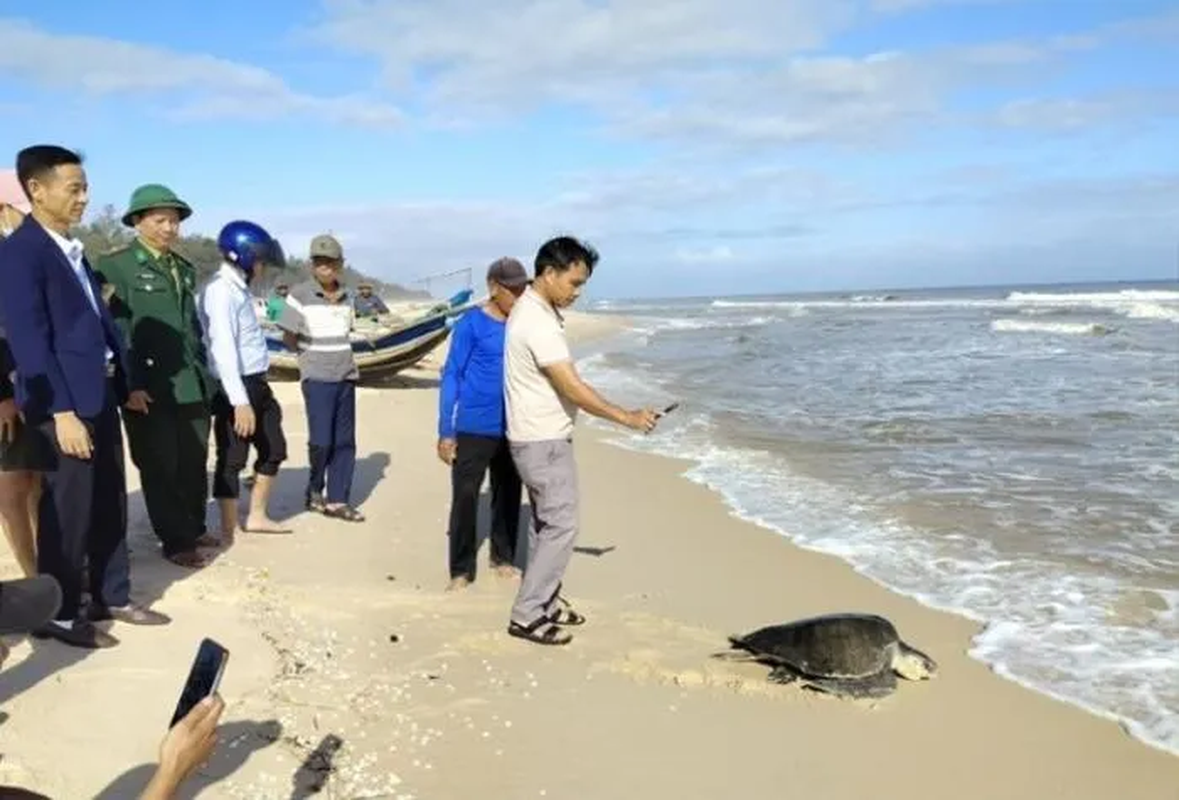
[95,184,217,569]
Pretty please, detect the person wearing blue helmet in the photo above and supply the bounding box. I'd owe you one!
[197,220,291,539]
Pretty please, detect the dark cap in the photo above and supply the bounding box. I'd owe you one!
[0,575,62,635]
[487,256,529,288]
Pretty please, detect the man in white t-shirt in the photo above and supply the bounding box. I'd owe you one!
[503,235,660,646]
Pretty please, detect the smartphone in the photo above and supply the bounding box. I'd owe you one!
[657,402,680,417]
[169,637,229,728]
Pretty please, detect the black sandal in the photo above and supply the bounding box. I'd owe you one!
[548,596,586,626]
[507,617,573,646]
[323,505,365,522]
[305,492,326,512]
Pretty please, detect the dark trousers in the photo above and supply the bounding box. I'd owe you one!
[211,374,287,499]
[123,401,210,556]
[446,433,522,580]
[35,381,130,621]
[301,379,357,505]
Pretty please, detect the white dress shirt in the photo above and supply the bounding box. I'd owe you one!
[42,222,113,361]
[198,263,270,407]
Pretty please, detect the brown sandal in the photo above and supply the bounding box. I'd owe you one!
[165,550,208,569]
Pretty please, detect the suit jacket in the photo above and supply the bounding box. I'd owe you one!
[0,337,13,402]
[0,217,129,423]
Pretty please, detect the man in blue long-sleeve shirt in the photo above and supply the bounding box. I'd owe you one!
[437,257,528,590]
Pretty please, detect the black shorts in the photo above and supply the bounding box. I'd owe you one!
[211,373,287,497]
[0,416,53,473]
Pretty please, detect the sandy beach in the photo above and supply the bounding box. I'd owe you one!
[0,310,1176,800]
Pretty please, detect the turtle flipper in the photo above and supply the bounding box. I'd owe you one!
[800,670,897,699]
[767,665,799,685]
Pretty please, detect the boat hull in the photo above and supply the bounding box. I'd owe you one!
[263,307,458,382]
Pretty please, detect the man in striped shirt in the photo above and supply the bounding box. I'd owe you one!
[277,234,365,521]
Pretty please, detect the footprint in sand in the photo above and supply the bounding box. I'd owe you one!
[589,647,799,698]
[578,611,843,701]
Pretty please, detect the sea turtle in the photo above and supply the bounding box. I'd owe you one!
[724,612,937,699]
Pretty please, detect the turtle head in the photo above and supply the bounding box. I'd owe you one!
[894,642,937,681]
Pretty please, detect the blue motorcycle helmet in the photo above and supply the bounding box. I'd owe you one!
[217,219,286,275]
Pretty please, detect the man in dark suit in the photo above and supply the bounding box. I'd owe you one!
[0,145,169,649]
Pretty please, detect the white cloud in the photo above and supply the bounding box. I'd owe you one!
[305,2,1175,149]
[4,4,1169,146]
[1104,8,1179,42]
[994,89,1179,132]
[0,18,404,127]
[868,0,1016,10]
[191,166,1179,296]
[5,2,1172,294]
[310,0,855,114]
[196,199,560,284]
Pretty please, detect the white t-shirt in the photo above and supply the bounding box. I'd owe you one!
[504,287,578,441]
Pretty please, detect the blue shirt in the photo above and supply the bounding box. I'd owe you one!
[199,263,270,406]
[353,293,389,317]
[438,306,508,439]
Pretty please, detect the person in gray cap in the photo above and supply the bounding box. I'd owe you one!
[436,257,529,590]
[276,234,365,521]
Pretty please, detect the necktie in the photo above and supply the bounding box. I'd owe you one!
[161,252,181,291]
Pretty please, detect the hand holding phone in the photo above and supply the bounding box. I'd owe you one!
[169,637,229,729]
[155,694,225,794]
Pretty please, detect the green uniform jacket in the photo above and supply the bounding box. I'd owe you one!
[95,240,213,407]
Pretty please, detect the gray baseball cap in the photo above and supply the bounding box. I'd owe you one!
[310,234,343,261]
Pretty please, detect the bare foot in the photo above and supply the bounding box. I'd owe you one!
[242,516,292,535]
[446,576,472,592]
[492,564,522,579]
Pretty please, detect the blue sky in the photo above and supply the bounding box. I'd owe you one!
[1,0,1177,299]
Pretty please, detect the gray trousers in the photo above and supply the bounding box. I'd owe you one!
[509,437,579,626]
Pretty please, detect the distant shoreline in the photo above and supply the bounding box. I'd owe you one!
[586,276,1179,305]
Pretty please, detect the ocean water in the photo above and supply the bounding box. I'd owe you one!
[577,280,1179,756]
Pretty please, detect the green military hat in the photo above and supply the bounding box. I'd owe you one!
[121,183,193,227]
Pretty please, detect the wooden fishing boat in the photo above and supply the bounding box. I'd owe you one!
[263,288,477,382]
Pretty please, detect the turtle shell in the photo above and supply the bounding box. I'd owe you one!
[729,613,899,679]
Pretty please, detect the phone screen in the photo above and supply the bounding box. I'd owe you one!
[169,637,229,728]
